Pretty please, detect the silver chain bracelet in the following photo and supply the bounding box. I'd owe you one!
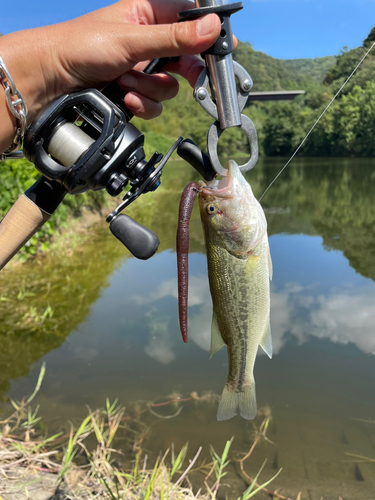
[0,55,28,160]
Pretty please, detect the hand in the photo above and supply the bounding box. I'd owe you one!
[1,0,221,121]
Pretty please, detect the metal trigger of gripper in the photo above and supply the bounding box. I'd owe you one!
[180,0,259,177]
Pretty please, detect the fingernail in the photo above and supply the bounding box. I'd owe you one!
[197,14,215,38]
[125,93,142,109]
[120,73,137,88]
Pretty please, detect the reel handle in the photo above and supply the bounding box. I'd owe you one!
[0,57,177,270]
[110,214,160,260]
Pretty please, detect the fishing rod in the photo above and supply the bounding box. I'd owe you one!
[0,0,298,270]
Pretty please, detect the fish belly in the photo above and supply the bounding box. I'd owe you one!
[207,237,270,420]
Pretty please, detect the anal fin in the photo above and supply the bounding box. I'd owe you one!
[267,238,273,280]
[260,321,272,359]
[210,309,225,358]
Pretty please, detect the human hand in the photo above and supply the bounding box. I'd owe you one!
[0,0,221,123]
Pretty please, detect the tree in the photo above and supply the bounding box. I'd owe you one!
[363,27,375,48]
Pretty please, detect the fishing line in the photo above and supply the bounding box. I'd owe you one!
[259,41,375,202]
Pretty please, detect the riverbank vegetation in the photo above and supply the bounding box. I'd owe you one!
[0,366,301,500]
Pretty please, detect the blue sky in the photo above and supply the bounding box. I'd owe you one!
[1,0,374,59]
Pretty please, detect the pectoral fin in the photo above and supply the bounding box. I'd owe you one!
[260,321,272,359]
[210,310,225,358]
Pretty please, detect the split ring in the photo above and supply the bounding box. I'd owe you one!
[207,114,259,176]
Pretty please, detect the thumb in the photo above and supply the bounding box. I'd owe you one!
[122,14,221,64]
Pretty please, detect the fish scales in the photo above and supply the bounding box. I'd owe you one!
[198,160,272,421]
[207,239,270,389]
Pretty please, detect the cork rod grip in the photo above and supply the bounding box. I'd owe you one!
[0,195,50,270]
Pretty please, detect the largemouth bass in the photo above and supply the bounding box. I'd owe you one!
[198,160,273,421]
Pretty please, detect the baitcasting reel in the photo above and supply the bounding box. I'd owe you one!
[23,75,184,260]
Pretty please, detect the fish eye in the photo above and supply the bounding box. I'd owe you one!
[206,204,218,215]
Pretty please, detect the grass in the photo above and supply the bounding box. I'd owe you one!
[0,366,303,500]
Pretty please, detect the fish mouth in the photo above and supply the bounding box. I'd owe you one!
[199,161,235,200]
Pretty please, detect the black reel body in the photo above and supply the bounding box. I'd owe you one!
[23,88,168,260]
[24,89,147,196]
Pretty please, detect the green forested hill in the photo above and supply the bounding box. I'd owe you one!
[232,41,308,91]
[134,40,338,156]
[232,41,336,89]
[282,56,336,83]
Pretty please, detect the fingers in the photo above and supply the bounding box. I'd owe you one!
[119,14,221,65]
[118,69,179,119]
[165,55,205,88]
[165,34,238,89]
[119,70,179,102]
[119,33,240,119]
[124,92,163,120]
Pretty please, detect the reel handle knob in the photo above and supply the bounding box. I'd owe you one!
[109,214,160,260]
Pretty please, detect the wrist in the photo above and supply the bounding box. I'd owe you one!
[0,27,68,155]
[0,28,62,123]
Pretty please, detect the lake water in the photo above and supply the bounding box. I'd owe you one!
[1,157,375,499]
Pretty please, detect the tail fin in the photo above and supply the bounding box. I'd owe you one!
[217,382,257,421]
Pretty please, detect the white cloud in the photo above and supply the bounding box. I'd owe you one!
[132,278,177,304]
[144,336,176,365]
[144,309,176,365]
[269,290,293,355]
[189,300,212,353]
[269,284,375,356]
[132,276,209,307]
[310,292,375,355]
[133,273,375,358]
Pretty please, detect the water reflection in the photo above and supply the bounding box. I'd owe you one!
[1,158,375,498]
[274,282,375,355]
[1,159,375,390]
[135,273,212,355]
[144,308,176,364]
[136,240,375,363]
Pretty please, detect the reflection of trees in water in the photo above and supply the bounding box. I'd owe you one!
[0,227,127,403]
[257,158,375,281]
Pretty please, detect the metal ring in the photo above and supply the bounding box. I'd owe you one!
[207,114,259,176]
[0,56,17,95]
[194,61,253,121]
[1,56,28,157]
